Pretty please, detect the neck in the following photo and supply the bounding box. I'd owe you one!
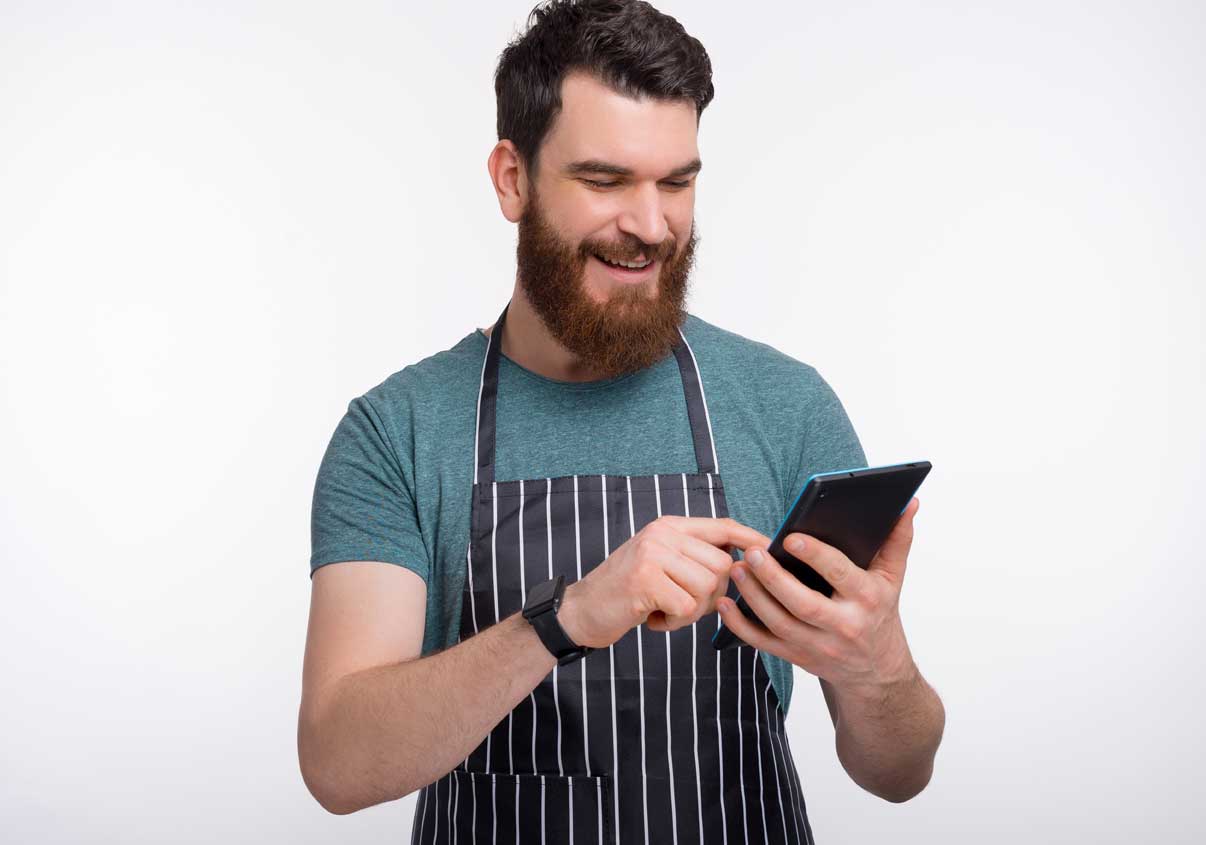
[481,280,615,383]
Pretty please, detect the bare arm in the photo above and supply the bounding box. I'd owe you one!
[819,669,945,803]
[297,516,767,815]
[297,562,561,815]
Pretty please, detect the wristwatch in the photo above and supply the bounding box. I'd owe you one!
[522,575,593,666]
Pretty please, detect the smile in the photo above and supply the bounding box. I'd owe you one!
[591,253,658,282]
[595,253,652,270]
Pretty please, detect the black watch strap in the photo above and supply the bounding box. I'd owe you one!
[522,575,593,666]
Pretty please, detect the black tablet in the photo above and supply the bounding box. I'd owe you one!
[712,460,932,650]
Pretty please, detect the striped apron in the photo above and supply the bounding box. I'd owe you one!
[411,303,816,844]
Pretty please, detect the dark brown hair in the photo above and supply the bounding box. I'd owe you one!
[494,0,715,179]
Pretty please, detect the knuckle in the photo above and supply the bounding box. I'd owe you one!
[654,515,680,533]
[633,533,659,557]
[630,597,650,621]
[764,614,790,638]
[761,566,780,589]
[636,558,661,585]
[838,619,864,641]
[819,640,843,661]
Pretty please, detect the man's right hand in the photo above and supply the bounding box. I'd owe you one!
[558,516,771,648]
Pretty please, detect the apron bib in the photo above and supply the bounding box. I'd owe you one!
[412,304,816,844]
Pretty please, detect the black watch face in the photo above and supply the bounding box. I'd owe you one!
[525,577,560,616]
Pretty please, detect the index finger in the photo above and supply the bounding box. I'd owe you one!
[661,515,772,551]
[783,531,869,600]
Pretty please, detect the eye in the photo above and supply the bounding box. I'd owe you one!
[581,178,693,189]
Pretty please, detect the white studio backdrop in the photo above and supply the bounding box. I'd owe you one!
[1,1,1202,842]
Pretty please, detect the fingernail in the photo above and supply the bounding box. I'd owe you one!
[747,549,764,567]
[732,566,746,582]
[789,536,806,554]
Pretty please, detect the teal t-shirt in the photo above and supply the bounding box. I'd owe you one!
[310,312,867,714]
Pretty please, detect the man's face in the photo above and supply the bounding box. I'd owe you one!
[515,71,701,379]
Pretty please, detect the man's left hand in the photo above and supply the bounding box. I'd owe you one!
[718,496,921,694]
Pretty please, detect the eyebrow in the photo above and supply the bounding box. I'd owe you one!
[563,158,703,179]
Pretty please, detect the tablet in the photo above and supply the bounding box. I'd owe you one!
[712,460,932,650]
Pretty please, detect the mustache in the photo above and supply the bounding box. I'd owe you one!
[580,237,676,264]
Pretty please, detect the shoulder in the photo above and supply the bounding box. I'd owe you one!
[680,312,829,410]
[680,313,866,491]
[356,329,486,422]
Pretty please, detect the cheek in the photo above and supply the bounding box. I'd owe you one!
[563,194,617,235]
[668,204,694,245]
[539,186,610,242]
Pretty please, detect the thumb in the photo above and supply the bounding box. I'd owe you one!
[868,496,919,584]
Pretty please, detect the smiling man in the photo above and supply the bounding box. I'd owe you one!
[299,1,944,842]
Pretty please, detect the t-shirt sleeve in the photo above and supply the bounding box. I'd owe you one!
[309,393,431,582]
[788,366,868,509]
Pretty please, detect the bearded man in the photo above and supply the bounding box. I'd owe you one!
[299,2,944,842]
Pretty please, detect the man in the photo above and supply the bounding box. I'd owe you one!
[298,1,945,842]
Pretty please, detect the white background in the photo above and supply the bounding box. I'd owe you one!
[2,1,1203,842]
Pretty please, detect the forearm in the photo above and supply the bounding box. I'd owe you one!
[831,664,945,803]
[300,609,557,814]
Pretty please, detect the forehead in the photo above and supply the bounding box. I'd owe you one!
[541,70,699,175]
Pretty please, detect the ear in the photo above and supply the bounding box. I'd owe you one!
[487,140,529,223]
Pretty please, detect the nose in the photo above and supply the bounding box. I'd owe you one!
[616,181,670,253]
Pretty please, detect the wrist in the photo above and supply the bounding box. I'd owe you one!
[557,582,589,647]
[523,576,594,664]
[840,656,922,709]
[552,583,595,650]
[516,611,559,669]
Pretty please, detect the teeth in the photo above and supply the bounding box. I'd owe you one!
[597,254,651,269]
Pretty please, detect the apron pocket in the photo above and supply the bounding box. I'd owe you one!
[447,769,615,845]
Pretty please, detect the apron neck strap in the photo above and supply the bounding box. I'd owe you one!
[474,302,719,485]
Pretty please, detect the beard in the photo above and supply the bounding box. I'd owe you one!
[515,188,698,379]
